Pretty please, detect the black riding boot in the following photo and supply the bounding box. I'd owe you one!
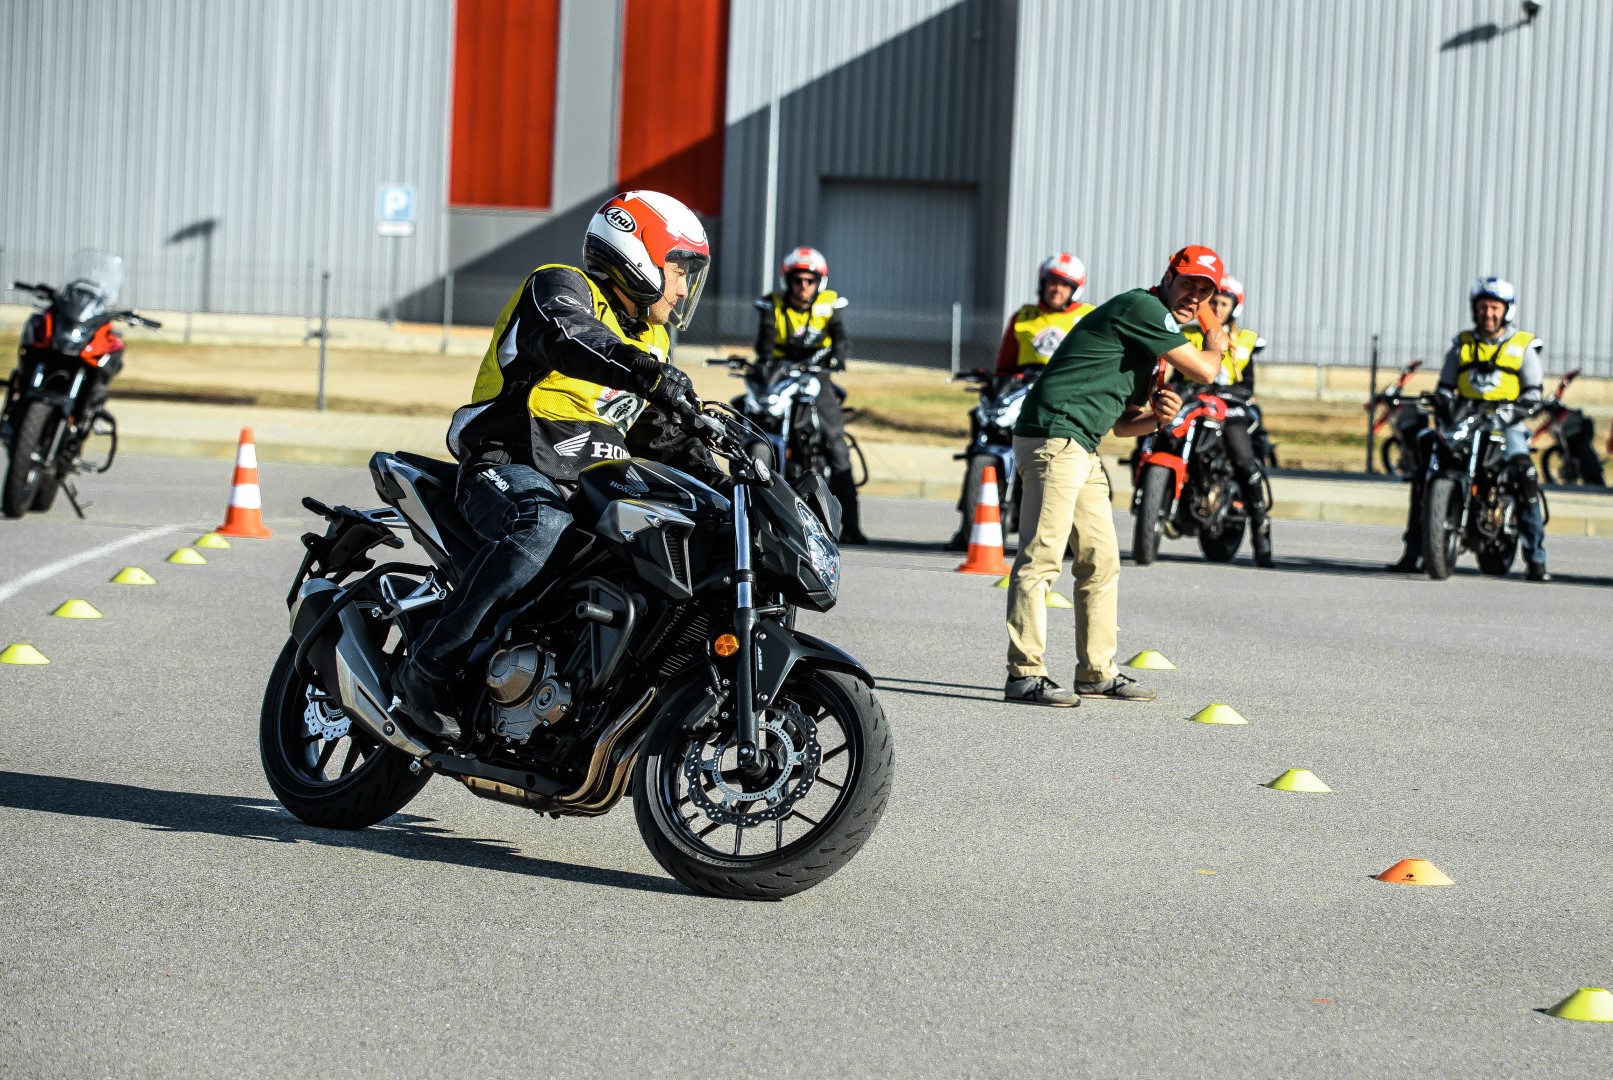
[829,469,868,544]
[1242,473,1274,568]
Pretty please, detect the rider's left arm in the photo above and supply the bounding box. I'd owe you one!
[823,311,850,371]
[1516,340,1546,409]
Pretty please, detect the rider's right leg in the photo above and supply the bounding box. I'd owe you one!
[395,463,573,740]
[1222,418,1273,567]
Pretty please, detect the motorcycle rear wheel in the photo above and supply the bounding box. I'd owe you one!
[259,637,430,829]
[2,400,54,518]
[1540,445,1566,485]
[1131,465,1172,565]
[1476,535,1518,576]
[1197,516,1246,562]
[1422,476,1462,580]
[634,669,893,900]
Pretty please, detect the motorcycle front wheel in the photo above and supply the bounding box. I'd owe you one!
[2,400,55,518]
[1131,464,1172,565]
[1422,476,1462,580]
[634,669,893,900]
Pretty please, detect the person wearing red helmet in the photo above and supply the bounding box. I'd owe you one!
[1174,273,1274,567]
[393,190,722,741]
[1004,246,1227,707]
[753,245,867,543]
[993,252,1097,377]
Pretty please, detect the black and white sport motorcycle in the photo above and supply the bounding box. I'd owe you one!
[946,368,1035,550]
[260,402,893,900]
[710,350,865,485]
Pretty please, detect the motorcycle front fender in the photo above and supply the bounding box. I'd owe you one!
[752,617,874,708]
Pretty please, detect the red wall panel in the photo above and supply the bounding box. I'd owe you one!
[617,0,728,216]
[450,0,561,209]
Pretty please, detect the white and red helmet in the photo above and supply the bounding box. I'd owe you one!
[583,190,711,330]
[1038,252,1087,307]
[1216,274,1246,321]
[779,246,829,293]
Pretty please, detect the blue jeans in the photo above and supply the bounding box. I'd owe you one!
[408,463,573,680]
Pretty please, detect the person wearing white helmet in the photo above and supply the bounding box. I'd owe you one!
[992,252,1096,377]
[1176,274,1274,566]
[394,190,722,740]
[1388,276,1549,580]
[754,246,866,543]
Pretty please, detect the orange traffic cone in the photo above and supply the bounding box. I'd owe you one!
[215,428,273,538]
[957,464,1011,575]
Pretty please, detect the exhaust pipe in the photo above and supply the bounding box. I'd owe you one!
[290,578,430,759]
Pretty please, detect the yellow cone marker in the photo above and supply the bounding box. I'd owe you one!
[166,547,208,565]
[0,643,50,665]
[1125,650,1176,670]
[1190,704,1248,725]
[1546,987,1613,1023]
[1265,768,1332,793]
[194,532,233,550]
[993,574,1011,589]
[111,566,157,585]
[1046,591,1073,609]
[50,599,103,619]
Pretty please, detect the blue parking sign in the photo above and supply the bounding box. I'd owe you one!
[377,183,416,236]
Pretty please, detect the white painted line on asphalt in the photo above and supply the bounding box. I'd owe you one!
[0,525,181,605]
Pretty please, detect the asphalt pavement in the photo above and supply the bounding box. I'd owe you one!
[2,453,1612,1078]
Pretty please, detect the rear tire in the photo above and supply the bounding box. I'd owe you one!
[3,401,54,518]
[1541,446,1564,485]
[1381,439,1406,477]
[1197,514,1246,562]
[1131,465,1172,566]
[259,637,429,829]
[1422,476,1461,580]
[634,669,893,900]
[1476,533,1518,576]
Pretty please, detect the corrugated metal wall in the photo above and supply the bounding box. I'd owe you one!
[717,0,1017,345]
[0,0,452,321]
[1005,0,1612,372]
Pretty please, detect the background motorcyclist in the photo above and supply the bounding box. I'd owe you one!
[1174,274,1274,567]
[993,252,1097,378]
[753,246,867,543]
[394,190,723,740]
[1387,276,1549,581]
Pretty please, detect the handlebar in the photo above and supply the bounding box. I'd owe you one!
[116,311,163,329]
[9,281,53,299]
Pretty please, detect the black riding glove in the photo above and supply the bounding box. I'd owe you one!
[637,361,697,417]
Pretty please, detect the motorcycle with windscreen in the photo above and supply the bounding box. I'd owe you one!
[259,399,893,900]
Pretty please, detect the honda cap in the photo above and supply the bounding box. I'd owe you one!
[1166,245,1225,284]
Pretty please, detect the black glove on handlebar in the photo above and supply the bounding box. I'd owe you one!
[638,362,698,417]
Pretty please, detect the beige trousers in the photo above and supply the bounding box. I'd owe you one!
[1005,436,1121,683]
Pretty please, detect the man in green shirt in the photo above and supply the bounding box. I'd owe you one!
[1005,245,1229,707]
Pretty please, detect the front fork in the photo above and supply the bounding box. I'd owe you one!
[730,482,762,767]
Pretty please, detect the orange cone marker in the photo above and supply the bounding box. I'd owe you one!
[1374,858,1454,886]
[215,428,273,538]
[957,464,1011,575]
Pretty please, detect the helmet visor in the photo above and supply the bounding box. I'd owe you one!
[666,249,710,331]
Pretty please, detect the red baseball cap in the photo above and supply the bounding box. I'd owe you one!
[1165,245,1225,283]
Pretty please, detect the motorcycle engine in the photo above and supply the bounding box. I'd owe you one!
[486,644,571,743]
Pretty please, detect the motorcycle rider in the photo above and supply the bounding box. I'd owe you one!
[754,246,867,544]
[946,253,1097,551]
[1387,276,1549,581]
[1175,274,1274,567]
[993,252,1097,377]
[393,190,722,740]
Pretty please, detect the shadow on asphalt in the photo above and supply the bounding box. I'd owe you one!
[0,770,686,896]
[1129,549,1613,588]
[875,675,999,701]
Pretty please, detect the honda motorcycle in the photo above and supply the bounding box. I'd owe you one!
[1367,359,1430,478]
[711,350,866,487]
[1421,401,1545,580]
[1531,368,1603,486]
[259,402,893,900]
[3,250,159,518]
[1131,390,1267,565]
[945,367,1033,551]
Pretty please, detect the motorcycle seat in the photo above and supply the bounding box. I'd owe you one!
[387,451,483,560]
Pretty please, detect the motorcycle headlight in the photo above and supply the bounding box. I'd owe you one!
[796,498,840,599]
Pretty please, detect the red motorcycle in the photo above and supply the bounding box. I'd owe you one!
[1131,389,1264,564]
[1367,359,1430,477]
[1532,368,1604,486]
[2,251,158,517]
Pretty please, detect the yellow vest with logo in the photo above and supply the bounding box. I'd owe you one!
[1455,329,1536,402]
[471,263,668,433]
[772,289,840,349]
[1182,326,1261,386]
[1011,302,1096,367]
